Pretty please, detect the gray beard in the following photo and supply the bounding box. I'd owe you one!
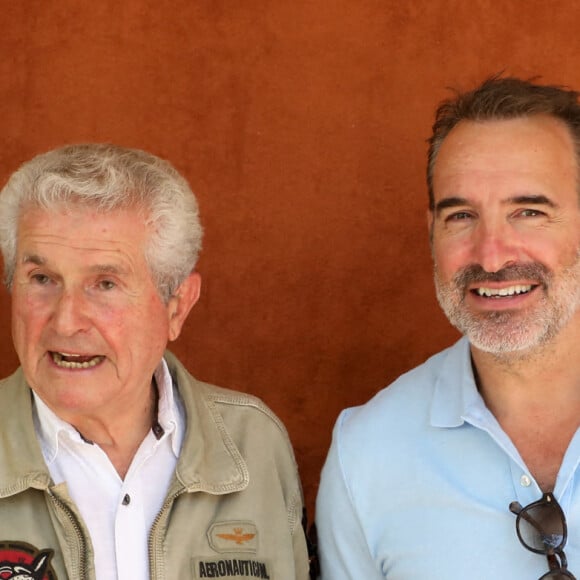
[434,257,580,355]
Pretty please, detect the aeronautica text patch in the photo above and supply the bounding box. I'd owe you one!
[193,557,272,579]
[0,541,56,579]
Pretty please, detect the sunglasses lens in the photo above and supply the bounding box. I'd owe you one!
[511,494,576,579]
[518,501,566,552]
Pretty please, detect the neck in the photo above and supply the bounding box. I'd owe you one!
[471,317,580,492]
[472,313,580,408]
[71,381,159,479]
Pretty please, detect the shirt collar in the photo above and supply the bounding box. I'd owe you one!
[430,336,490,428]
[154,357,184,456]
[33,357,184,465]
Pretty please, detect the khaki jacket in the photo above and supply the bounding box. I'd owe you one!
[0,352,309,579]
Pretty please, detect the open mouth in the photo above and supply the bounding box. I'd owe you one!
[50,352,105,369]
[473,284,535,298]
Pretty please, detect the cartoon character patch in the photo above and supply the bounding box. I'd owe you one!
[0,542,56,580]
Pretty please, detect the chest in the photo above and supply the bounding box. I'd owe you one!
[501,415,580,491]
[345,417,580,579]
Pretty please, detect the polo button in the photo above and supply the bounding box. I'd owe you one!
[520,474,532,487]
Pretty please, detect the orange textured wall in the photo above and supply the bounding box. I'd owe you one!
[1,1,580,517]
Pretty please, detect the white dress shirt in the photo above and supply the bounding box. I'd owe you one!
[33,359,185,580]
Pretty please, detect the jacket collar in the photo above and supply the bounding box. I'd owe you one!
[162,351,249,495]
[0,368,52,497]
[0,355,249,498]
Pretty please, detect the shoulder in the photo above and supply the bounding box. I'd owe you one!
[334,339,467,453]
[165,351,295,449]
[0,368,26,391]
[199,380,290,434]
[0,368,32,414]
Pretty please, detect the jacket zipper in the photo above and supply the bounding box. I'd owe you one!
[47,489,88,580]
[148,487,185,579]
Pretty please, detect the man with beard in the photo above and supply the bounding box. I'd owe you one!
[316,76,580,579]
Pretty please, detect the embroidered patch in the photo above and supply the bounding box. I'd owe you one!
[208,522,258,553]
[193,557,272,579]
[0,541,56,579]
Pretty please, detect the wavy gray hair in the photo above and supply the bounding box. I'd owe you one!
[0,143,203,302]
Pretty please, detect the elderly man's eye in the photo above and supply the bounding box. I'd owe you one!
[31,273,50,285]
[98,280,116,291]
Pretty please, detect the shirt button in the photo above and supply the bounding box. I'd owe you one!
[122,494,131,506]
[520,474,532,487]
[152,423,165,439]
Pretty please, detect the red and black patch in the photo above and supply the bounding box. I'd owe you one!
[0,542,56,580]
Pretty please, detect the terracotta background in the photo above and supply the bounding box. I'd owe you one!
[1,1,579,518]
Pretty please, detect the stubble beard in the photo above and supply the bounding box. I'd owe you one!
[434,253,580,356]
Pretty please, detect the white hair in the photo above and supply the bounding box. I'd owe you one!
[0,143,203,301]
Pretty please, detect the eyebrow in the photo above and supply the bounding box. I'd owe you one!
[89,264,128,276]
[433,194,558,216]
[22,254,46,266]
[509,194,557,208]
[433,197,468,216]
[22,255,128,276]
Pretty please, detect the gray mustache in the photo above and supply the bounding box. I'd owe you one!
[453,263,550,289]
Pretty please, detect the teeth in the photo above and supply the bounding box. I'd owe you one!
[476,285,532,297]
[51,352,104,369]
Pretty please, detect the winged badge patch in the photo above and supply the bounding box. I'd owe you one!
[208,522,259,554]
[216,528,256,546]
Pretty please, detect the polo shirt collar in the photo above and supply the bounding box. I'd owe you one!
[430,336,490,428]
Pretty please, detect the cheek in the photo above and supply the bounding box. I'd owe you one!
[97,300,169,349]
[13,283,59,314]
[145,293,172,328]
[544,235,580,265]
[114,312,170,370]
[95,303,124,326]
[11,303,46,364]
[12,292,44,334]
[432,240,467,279]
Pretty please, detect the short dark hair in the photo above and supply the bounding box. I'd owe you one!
[427,75,580,209]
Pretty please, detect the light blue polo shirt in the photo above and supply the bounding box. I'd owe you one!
[316,337,580,579]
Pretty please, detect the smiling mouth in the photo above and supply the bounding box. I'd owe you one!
[50,352,105,369]
[473,284,535,298]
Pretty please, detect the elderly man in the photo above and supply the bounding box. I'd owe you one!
[316,76,580,579]
[0,144,310,579]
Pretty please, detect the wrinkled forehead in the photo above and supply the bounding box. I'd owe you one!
[16,204,152,254]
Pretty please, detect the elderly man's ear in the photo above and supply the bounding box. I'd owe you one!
[167,272,202,341]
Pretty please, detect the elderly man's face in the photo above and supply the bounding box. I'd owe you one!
[430,115,580,354]
[11,205,199,422]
